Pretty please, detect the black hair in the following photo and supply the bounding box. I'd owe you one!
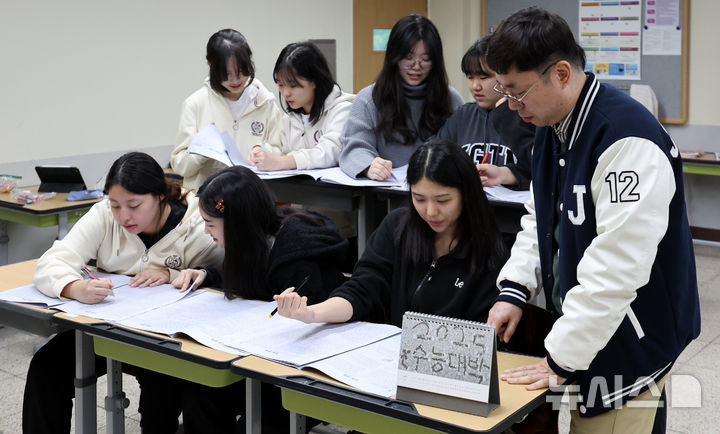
[372,14,453,144]
[400,140,505,274]
[104,152,187,208]
[486,7,586,74]
[273,41,338,125]
[461,36,492,77]
[197,166,323,300]
[206,29,256,95]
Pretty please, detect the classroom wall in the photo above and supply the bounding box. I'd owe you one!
[0,0,353,263]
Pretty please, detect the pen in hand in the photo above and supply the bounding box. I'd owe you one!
[269,275,310,318]
[80,265,115,297]
[481,151,490,165]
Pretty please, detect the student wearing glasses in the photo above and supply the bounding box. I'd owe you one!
[170,29,283,190]
[339,15,464,180]
[485,8,699,432]
[434,36,534,189]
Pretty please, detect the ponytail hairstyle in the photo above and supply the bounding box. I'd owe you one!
[400,140,505,273]
[373,14,453,144]
[104,152,187,231]
[206,29,256,95]
[197,166,325,299]
[273,41,338,125]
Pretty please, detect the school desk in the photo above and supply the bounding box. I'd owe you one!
[0,259,61,336]
[231,352,548,434]
[53,305,254,434]
[0,186,100,265]
[682,152,720,177]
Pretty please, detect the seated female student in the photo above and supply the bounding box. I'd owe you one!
[434,36,534,190]
[170,28,283,190]
[24,152,223,434]
[339,15,465,180]
[247,41,354,171]
[275,140,507,326]
[169,165,348,433]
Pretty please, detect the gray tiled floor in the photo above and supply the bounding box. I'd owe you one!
[1,243,718,434]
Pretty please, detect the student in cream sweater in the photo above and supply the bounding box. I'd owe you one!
[247,41,354,170]
[24,153,223,434]
[170,29,283,190]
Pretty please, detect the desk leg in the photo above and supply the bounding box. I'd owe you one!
[58,211,70,239]
[289,411,306,434]
[0,220,9,266]
[246,378,261,433]
[357,193,370,258]
[105,358,128,434]
[75,331,97,434]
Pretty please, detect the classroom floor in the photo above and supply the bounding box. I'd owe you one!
[0,243,718,434]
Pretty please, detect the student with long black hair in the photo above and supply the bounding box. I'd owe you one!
[247,41,354,171]
[170,29,283,190]
[339,15,464,180]
[169,165,348,433]
[24,152,223,434]
[276,140,506,326]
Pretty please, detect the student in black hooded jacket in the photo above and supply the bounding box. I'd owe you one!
[275,140,507,327]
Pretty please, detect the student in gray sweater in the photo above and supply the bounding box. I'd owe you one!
[339,14,464,179]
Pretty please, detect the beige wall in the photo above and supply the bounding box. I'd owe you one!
[0,0,353,164]
[688,0,719,126]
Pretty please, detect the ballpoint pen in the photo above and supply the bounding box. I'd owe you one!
[80,265,114,296]
[481,151,490,165]
[269,275,310,318]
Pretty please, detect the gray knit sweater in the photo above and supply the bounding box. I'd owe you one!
[339,83,464,177]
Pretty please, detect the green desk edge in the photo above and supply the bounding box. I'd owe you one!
[683,163,720,176]
[0,208,89,227]
[282,389,442,434]
[93,336,244,388]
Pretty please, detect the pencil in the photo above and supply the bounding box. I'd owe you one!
[269,275,310,318]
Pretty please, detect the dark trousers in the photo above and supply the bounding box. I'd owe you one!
[23,330,183,434]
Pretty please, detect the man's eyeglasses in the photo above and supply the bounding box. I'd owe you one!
[399,58,432,71]
[493,61,559,107]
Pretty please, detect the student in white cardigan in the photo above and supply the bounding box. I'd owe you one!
[247,41,354,170]
[170,29,283,190]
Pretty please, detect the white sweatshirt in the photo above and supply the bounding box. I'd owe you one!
[170,78,283,189]
[33,192,224,299]
[279,85,355,169]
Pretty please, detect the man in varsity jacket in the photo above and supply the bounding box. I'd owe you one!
[484,7,700,432]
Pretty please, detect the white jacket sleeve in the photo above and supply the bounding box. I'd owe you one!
[545,137,676,372]
[291,101,352,170]
[495,187,543,305]
[261,100,284,156]
[170,97,210,178]
[32,203,110,299]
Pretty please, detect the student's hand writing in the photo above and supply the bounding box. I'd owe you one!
[487,301,524,343]
[501,357,566,391]
[273,286,315,323]
[172,269,206,292]
[61,278,114,304]
[366,157,393,181]
[247,145,266,167]
[476,164,518,187]
[129,269,170,288]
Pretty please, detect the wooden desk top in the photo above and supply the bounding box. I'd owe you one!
[681,151,720,164]
[0,185,100,214]
[233,352,546,432]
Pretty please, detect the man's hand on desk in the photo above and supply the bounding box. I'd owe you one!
[487,301,524,343]
[501,357,566,391]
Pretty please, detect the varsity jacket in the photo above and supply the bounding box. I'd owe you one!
[280,85,355,169]
[434,101,534,189]
[495,73,700,416]
[170,78,283,189]
[33,192,224,299]
[331,208,504,327]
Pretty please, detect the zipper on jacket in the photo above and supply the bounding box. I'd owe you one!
[412,259,437,304]
[141,249,149,272]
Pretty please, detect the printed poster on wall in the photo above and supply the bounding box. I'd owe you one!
[579,1,642,80]
[642,0,682,55]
